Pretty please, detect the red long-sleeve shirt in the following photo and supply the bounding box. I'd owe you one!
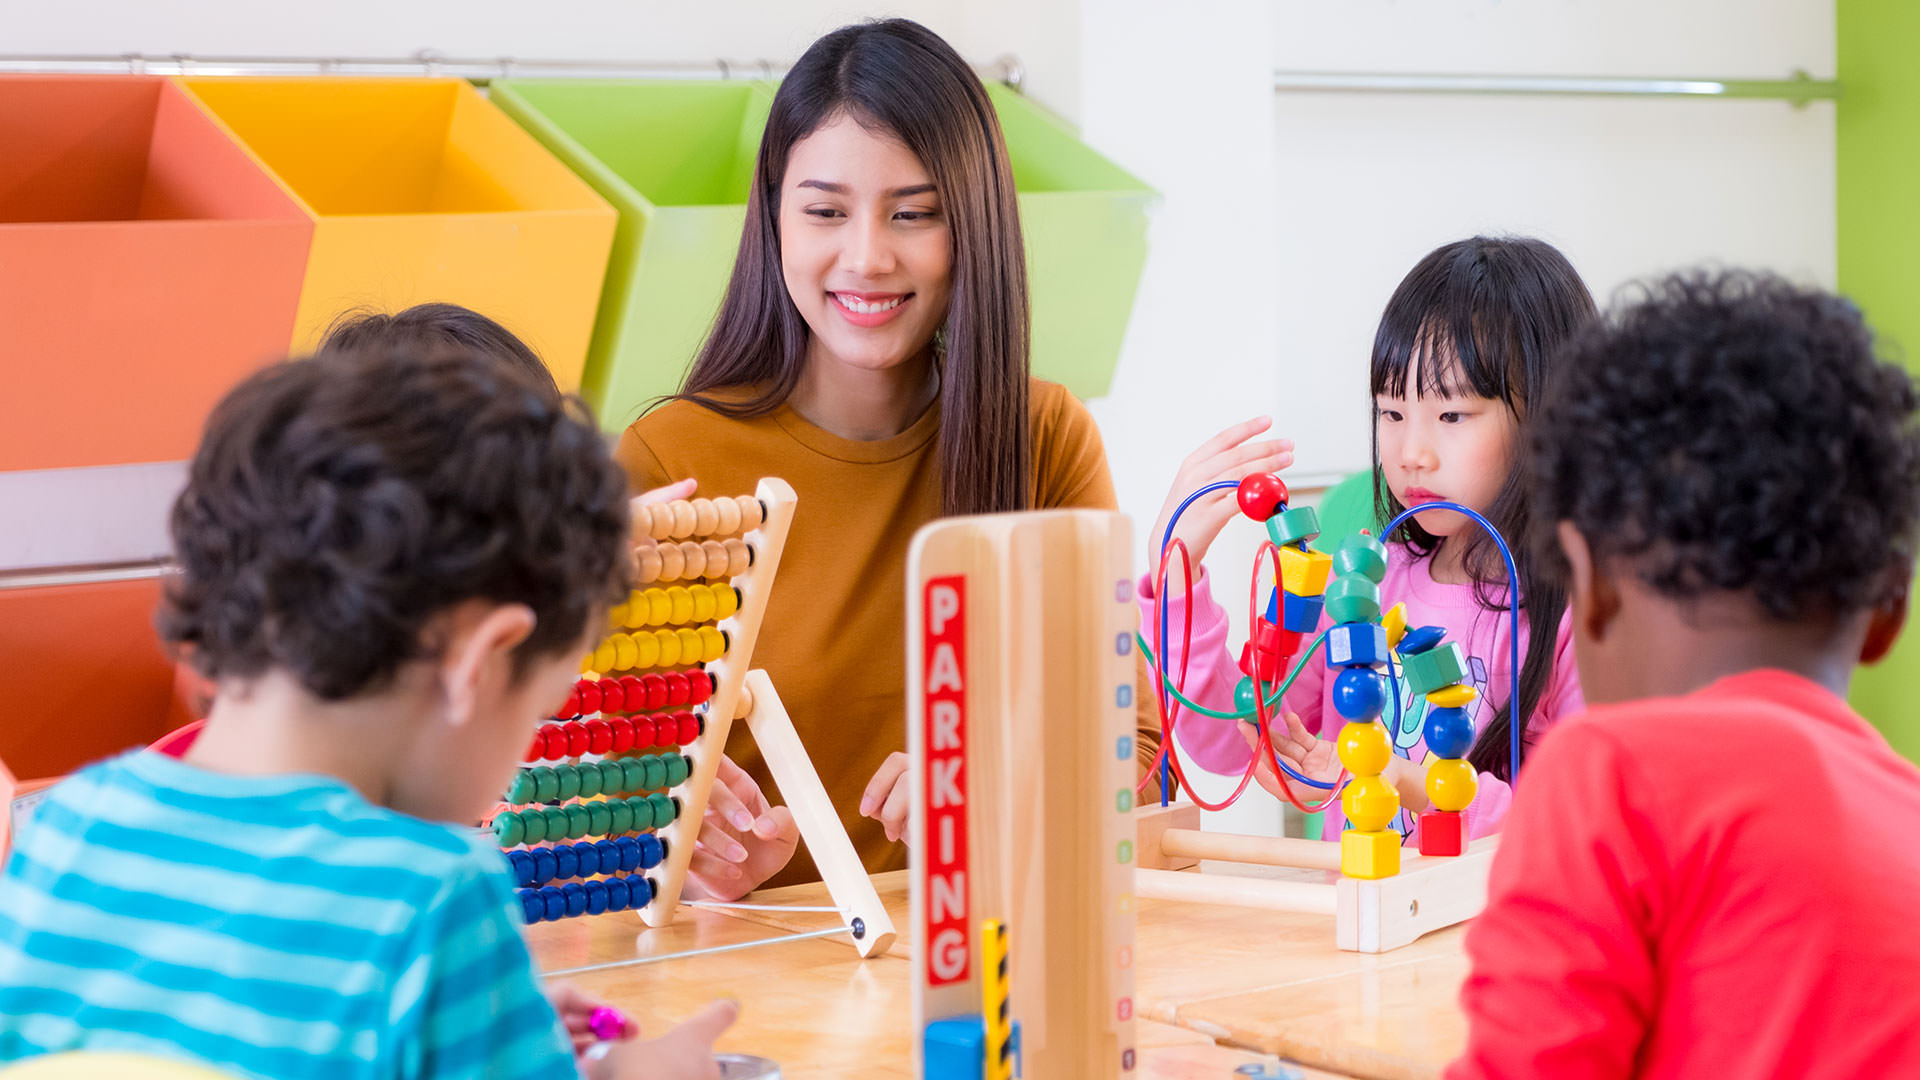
[1449,669,1920,1080]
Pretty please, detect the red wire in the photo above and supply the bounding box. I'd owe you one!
[1247,541,1342,815]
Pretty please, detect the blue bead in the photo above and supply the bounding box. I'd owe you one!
[518,890,543,924]
[1422,706,1476,759]
[639,834,665,868]
[562,882,589,918]
[1264,588,1280,624]
[605,877,630,911]
[573,842,600,878]
[628,875,654,909]
[1282,591,1325,634]
[508,850,535,887]
[541,888,565,922]
[531,848,557,886]
[584,880,609,916]
[1330,666,1388,721]
[622,836,645,871]
[1397,624,1447,657]
[553,846,578,881]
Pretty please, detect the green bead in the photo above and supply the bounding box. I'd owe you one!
[575,764,601,799]
[600,760,624,792]
[629,796,656,832]
[588,801,613,837]
[565,804,592,840]
[493,811,525,847]
[530,766,560,804]
[1402,641,1469,697]
[556,766,581,802]
[1233,677,1259,716]
[520,810,547,844]
[1264,505,1321,549]
[1323,575,1381,625]
[648,793,677,826]
[506,770,536,806]
[641,756,668,792]
[622,758,648,793]
[1333,533,1389,583]
[542,806,570,840]
[608,799,633,834]
[665,754,691,787]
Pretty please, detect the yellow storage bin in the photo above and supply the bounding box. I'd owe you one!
[178,77,617,390]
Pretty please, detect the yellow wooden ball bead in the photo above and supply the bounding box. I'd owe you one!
[1425,758,1479,812]
[714,585,740,620]
[666,586,694,625]
[645,589,671,626]
[697,626,727,662]
[652,629,681,667]
[1336,721,1393,776]
[691,584,717,623]
[1340,775,1401,833]
[611,633,640,671]
[632,631,661,669]
[675,628,705,663]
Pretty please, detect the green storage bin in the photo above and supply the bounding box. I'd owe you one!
[492,79,1153,429]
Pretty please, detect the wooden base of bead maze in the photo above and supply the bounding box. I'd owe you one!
[1132,801,1500,954]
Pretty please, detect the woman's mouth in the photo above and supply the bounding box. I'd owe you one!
[831,291,911,327]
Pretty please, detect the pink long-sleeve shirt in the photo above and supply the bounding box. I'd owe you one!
[1137,543,1582,839]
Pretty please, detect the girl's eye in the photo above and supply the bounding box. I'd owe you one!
[1377,407,1403,422]
[1440,411,1469,423]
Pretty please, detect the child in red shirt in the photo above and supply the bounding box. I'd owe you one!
[1449,271,1920,1079]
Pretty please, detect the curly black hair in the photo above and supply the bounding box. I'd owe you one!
[1531,269,1920,619]
[157,344,631,700]
[318,303,560,400]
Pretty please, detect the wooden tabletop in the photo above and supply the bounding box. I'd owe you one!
[523,869,1468,1079]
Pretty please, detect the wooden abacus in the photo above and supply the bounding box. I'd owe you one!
[907,509,1137,1078]
[491,479,895,958]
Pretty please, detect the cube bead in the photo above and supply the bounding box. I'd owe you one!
[1419,810,1465,856]
[1341,829,1402,879]
[1282,590,1326,633]
[1325,622,1389,668]
[1403,642,1469,697]
[1279,545,1334,597]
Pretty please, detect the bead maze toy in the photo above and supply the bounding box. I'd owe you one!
[1133,473,1522,953]
[492,480,895,958]
[907,509,1138,1078]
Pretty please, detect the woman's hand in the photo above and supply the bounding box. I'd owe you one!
[860,752,912,844]
[684,757,799,901]
[1147,418,1295,594]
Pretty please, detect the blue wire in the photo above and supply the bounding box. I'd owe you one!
[1380,501,1524,783]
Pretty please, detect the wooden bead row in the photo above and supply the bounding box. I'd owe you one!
[631,538,753,585]
[636,496,766,542]
[612,583,741,630]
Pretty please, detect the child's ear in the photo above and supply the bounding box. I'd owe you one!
[1556,521,1620,642]
[1860,568,1912,666]
[440,603,538,728]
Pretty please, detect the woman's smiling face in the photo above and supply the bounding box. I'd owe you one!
[778,112,954,376]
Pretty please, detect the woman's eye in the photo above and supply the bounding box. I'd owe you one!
[804,208,844,220]
[895,210,938,222]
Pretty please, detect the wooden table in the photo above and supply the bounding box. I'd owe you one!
[523,870,1468,1079]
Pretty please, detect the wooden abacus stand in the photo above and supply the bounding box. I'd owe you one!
[1133,801,1499,954]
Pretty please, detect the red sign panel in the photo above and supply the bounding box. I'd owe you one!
[922,575,970,987]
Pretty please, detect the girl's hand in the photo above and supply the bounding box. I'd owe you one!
[685,756,800,901]
[547,982,629,1056]
[1147,418,1295,591]
[859,752,912,844]
[1241,710,1340,804]
[586,1000,738,1080]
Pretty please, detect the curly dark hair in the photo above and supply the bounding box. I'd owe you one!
[1531,269,1920,619]
[318,303,560,400]
[158,344,630,700]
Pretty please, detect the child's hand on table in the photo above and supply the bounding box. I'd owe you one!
[546,983,631,1057]
[685,756,799,901]
[588,1000,740,1080]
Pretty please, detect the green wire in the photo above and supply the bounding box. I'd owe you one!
[1136,628,1330,721]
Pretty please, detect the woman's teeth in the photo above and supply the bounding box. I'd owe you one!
[835,294,904,314]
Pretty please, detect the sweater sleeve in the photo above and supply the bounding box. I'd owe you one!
[1136,569,1254,775]
[1446,722,1664,1080]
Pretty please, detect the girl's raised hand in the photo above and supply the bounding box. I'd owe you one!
[1147,418,1295,591]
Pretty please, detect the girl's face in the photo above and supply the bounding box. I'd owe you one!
[778,112,954,377]
[1375,347,1518,539]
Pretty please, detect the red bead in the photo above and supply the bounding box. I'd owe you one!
[586,720,613,755]
[1419,810,1465,856]
[1236,473,1289,522]
[608,717,637,753]
[619,675,647,712]
[577,681,602,715]
[524,733,545,761]
[565,723,591,757]
[541,726,569,760]
[559,688,581,719]
[662,671,689,707]
[687,672,714,706]
[598,679,625,713]
[675,712,700,745]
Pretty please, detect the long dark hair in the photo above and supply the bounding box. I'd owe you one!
[1369,236,1597,782]
[669,19,1030,516]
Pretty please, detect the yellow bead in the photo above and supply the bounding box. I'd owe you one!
[666,586,694,625]
[1336,721,1392,776]
[1426,758,1478,812]
[611,633,640,671]
[625,590,648,629]
[1340,829,1401,879]
[608,603,628,629]
[675,628,704,663]
[653,629,681,667]
[698,626,727,662]
[1278,546,1334,598]
[592,640,618,673]
[1340,775,1400,833]
[1382,603,1408,651]
[580,653,595,674]
[714,585,739,620]
[691,585,716,623]
[1426,683,1479,709]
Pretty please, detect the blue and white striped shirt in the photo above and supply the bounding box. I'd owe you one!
[0,752,578,1080]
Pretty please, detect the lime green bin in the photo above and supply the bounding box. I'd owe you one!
[491,79,1153,429]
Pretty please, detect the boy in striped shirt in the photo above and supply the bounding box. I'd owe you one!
[0,344,733,1078]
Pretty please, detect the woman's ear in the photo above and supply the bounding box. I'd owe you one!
[1860,567,1912,666]
[1556,521,1620,644]
[439,603,538,728]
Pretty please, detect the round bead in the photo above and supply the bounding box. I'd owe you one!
[541,888,566,922]
[1421,706,1475,759]
[587,802,613,837]
[1323,575,1381,625]
[542,806,571,840]
[556,767,581,802]
[584,880,609,916]
[679,541,707,579]
[1330,667,1388,722]
[530,767,560,804]
[715,585,740,620]
[1426,758,1479,812]
[559,687,582,719]
[1396,624,1446,657]
[1236,473,1289,522]
[565,804,592,840]
[629,716,658,749]
[524,733,546,761]
[686,672,713,706]
[572,841,599,878]
[691,498,718,535]
[508,850,535,886]
[506,771,537,806]
[657,672,683,707]
[724,538,753,576]
[607,717,636,754]
[586,720,613,756]
[632,543,662,585]
[653,629,681,667]
[736,495,764,528]
[1335,720,1393,776]
[604,877,631,911]
[657,542,684,581]
[1332,533,1389,584]
[553,845,578,881]
[1340,774,1400,833]
[1426,683,1479,709]
[493,812,525,847]
[531,847,557,885]
[540,726,569,760]
[565,723,591,757]
[1264,505,1321,548]
[621,758,648,792]
[562,882,590,918]
[670,501,696,538]
[520,891,545,924]
[647,503,673,541]
[636,834,664,869]
[665,754,691,787]
[666,586,693,625]
[598,760,624,793]
[577,680,603,715]
[624,592,647,629]
[628,875,655,909]
[691,585,716,623]
[714,496,742,535]
[676,712,701,744]
[698,626,727,662]
[574,765,601,800]
[597,679,625,713]
[519,810,547,844]
[591,641,618,673]
[608,800,634,834]
[648,793,677,826]
[641,756,668,792]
